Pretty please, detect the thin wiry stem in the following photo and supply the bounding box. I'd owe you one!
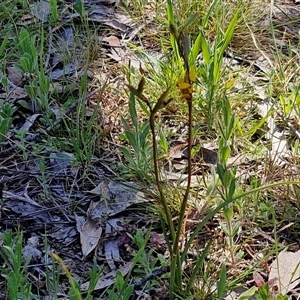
[149,113,176,245]
[149,112,177,300]
[172,96,193,289]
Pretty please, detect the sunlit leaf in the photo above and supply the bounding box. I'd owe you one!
[201,32,210,65]
[190,32,202,65]
[220,12,238,55]
[189,68,196,82]
[177,79,190,90]
[217,264,227,299]
[181,14,199,31]
[137,77,145,93]
[152,87,172,114]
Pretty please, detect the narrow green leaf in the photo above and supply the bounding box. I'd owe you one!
[181,14,199,31]
[190,32,202,65]
[202,0,220,28]
[120,147,134,164]
[125,131,138,149]
[227,115,236,139]
[224,168,233,186]
[201,32,211,65]
[166,0,174,24]
[0,33,9,58]
[169,23,179,39]
[222,98,231,126]
[127,86,149,105]
[167,0,181,65]
[120,116,131,132]
[216,163,226,178]
[0,118,12,135]
[228,179,236,199]
[217,264,227,299]
[223,205,234,221]
[137,77,145,93]
[152,87,172,114]
[213,43,222,83]
[74,0,84,17]
[217,122,226,140]
[129,92,138,129]
[239,286,257,299]
[220,12,239,55]
[182,33,191,62]
[219,145,231,165]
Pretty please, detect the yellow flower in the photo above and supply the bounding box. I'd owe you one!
[177,78,191,90]
[189,67,196,82]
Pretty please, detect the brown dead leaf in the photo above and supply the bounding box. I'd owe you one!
[107,47,127,62]
[19,13,34,25]
[104,35,121,47]
[7,67,24,86]
[79,180,148,258]
[89,179,110,200]
[79,217,103,258]
[104,239,121,270]
[168,143,188,159]
[77,197,112,258]
[51,26,74,67]
[49,62,77,80]
[22,236,42,263]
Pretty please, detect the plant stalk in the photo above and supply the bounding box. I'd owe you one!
[149,113,176,245]
[172,94,193,291]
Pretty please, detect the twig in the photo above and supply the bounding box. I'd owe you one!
[133,266,170,288]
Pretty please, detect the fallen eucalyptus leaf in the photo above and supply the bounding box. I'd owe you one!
[79,217,103,258]
[88,180,148,219]
[269,250,300,295]
[80,261,132,291]
[30,0,50,22]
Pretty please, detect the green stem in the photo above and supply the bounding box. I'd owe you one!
[149,113,175,244]
[172,95,193,290]
[149,112,177,299]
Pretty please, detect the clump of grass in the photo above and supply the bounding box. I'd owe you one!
[0,230,32,299]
